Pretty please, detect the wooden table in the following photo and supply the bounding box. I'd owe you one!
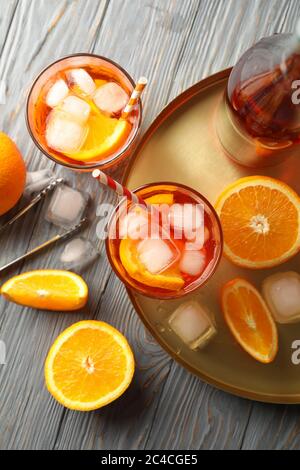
[1,0,300,450]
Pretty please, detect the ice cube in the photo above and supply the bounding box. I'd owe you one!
[168,300,216,349]
[185,227,210,250]
[46,79,69,108]
[179,248,206,276]
[66,68,96,96]
[93,82,129,116]
[168,203,204,240]
[262,272,300,323]
[45,109,88,154]
[137,238,177,274]
[45,184,89,229]
[119,207,149,240]
[60,237,99,270]
[24,169,56,196]
[60,95,90,124]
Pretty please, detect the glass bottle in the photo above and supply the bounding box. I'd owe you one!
[216,25,300,167]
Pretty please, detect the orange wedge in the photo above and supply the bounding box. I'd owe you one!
[67,110,131,162]
[215,176,300,268]
[145,193,174,205]
[0,270,88,311]
[119,238,184,291]
[221,278,278,363]
[45,320,135,411]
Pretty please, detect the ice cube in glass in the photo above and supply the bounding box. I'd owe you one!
[119,205,149,240]
[262,271,300,323]
[179,248,206,276]
[46,79,69,108]
[137,238,179,274]
[168,300,216,349]
[93,82,129,116]
[45,109,88,154]
[168,203,204,241]
[45,184,89,229]
[66,68,96,96]
[60,237,99,270]
[60,95,90,124]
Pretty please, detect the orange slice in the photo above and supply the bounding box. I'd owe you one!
[215,176,300,268]
[221,278,278,363]
[119,238,184,291]
[94,78,108,88]
[0,270,88,311]
[67,111,131,162]
[45,321,135,410]
[145,193,174,205]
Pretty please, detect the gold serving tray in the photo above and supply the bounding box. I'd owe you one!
[124,68,300,403]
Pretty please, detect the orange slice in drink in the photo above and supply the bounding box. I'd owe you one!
[119,238,184,291]
[145,193,174,205]
[0,270,88,311]
[45,320,135,410]
[215,176,300,268]
[67,110,131,162]
[221,278,278,363]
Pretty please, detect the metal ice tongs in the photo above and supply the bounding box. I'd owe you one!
[0,178,86,273]
[0,177,64,235]
[0,218,87,274]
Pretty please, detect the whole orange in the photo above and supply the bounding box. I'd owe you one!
[0,132,26,215]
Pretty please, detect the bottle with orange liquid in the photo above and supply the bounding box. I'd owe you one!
[216,21,300,167]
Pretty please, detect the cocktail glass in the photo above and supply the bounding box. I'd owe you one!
[106,182,223,300]
[26,54,142,171]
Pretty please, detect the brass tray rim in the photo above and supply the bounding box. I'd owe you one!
[123,68,300,404]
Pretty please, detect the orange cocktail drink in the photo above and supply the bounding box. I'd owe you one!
[26,54,142,170]
[106,183,223,300]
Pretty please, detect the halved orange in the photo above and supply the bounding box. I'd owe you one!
[0,270,88,311]
[215,176,300,268]
[45,321,135,411]
[221,278,278,363]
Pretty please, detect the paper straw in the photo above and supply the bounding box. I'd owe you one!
[92,169,147,206]
[121,77,148,119]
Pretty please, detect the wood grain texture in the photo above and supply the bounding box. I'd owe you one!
[0,0,300,450]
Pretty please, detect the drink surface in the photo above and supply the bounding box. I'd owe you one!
[32,63,138,167]
[107,184,222,299]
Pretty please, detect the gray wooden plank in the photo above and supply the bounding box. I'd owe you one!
[0,0,109,450]
[145,363,252,450]
[54,0,207,450]
[0,0,18,54]
[54,275,173,450]
[55,0,286,451]
[144,0,300,451]
[91,0,201,128]
[168,0,296,102]
[241,403,300,449]
[1,0,300,451]
[238,0,300,451]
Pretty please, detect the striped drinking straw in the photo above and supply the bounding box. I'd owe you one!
[121,77,148,120]
[92,169,147,206]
